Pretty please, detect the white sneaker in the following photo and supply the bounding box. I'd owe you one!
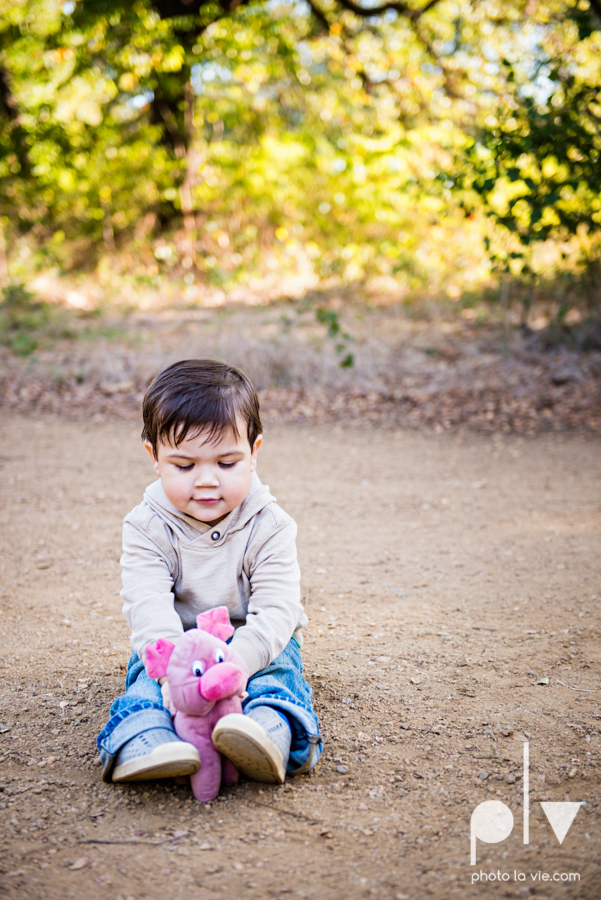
[212,710,291,784]
[112,728,200,783]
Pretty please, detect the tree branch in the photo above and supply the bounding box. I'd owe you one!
[155,0,250,16]
[588,0,601,22]
[151,90,188,157]
[0,64,30,176]
[306,0,332,32]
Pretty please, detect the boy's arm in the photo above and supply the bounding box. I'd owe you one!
[230,517,304,677]
[121,519,184,663]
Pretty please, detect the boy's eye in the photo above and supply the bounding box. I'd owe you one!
[176,464,194,471]
[218,462,237,469]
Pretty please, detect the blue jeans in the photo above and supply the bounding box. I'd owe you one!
[97,638,322,782]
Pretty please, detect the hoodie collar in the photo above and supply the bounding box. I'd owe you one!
[143,471,276,540]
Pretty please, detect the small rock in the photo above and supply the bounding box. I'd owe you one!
[336,765,348,774]
[68,856,90,871]
[550,365,582,386]
[400,723,409,730]
[100,379,135,395]
[478,771,489,781]
[506,775,516,784]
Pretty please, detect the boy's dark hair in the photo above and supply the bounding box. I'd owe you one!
[142,359,263,456]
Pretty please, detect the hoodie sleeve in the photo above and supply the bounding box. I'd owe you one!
[230,511,303,676]
[120,510,185,663]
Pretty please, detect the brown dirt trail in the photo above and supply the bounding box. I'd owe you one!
[0,414,600,899]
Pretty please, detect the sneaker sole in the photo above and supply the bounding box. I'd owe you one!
[212,714,286,784]
[112,742,201,783]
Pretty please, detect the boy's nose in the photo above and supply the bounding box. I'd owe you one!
[195,467,218,487]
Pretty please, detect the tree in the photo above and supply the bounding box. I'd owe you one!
[0,0,600,302]
[456,1,601,318]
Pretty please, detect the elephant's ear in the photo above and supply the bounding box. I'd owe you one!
[196,606,235,641]
[145,637,176,679]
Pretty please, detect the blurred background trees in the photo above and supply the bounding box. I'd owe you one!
[0,0,600,323]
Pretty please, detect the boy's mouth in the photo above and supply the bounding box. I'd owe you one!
[195,498,220,504]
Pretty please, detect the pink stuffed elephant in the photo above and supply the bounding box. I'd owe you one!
[145,607,249,803]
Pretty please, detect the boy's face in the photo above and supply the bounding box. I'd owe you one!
[146,422,262,525]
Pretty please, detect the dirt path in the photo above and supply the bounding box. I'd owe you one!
[0,414,600,900]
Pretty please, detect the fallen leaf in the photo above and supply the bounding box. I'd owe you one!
[69,857,90,871]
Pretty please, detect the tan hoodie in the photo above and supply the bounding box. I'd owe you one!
[120,472,307,676]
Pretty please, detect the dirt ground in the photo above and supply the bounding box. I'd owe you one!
[0,413,600,900]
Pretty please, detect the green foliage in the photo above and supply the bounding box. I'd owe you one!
[0,282,63,354]
[316,306,354,366]
[455,0,601,308]
[0,0,599,315]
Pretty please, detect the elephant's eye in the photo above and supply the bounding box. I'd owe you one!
[191,660,205,677]
[214,649,225,664]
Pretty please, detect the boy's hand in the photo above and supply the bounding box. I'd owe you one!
[159,678,176,715]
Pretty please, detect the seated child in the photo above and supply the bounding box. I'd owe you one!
[97,358,322,785]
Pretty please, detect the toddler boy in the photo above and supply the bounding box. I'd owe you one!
[97,359,322,785]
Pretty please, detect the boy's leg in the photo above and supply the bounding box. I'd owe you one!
[97,652,200,783]
[212,638,323,783]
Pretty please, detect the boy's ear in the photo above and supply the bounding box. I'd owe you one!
[250,434,262,472]
[144,441,161,476]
